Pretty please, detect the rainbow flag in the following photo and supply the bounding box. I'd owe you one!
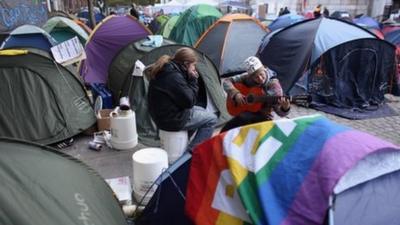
[186,115,397,225]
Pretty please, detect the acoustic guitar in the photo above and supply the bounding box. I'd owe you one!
[226,83,311,116]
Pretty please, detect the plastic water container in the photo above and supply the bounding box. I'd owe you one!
[132,148,168,205]
[110,108,138,150]
[159,130,188,165]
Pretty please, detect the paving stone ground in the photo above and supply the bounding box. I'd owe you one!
[64,96,400,182]
[287,96,400,145]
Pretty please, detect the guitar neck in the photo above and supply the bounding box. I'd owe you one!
[247,95,288,105]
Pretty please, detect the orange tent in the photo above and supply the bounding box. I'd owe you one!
[195,14,267,76]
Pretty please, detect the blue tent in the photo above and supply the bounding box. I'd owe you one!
[258,17,396,119]
[1,25,57,52]
[267,13,304,32]
[385,29,400,46]
[259,17,378,92]
[77,8,105,28]
[135,152,192,225]
[353,15,381,30]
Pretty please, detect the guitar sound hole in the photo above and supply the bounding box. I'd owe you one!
[247,95,255,103]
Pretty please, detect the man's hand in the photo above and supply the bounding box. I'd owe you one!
[278,97,290,111]
[234,93,246,106]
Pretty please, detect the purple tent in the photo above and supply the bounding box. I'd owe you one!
[80,15,151,83]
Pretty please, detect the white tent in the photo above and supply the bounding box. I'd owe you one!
[185,0,219,6]
[155,0,188,14]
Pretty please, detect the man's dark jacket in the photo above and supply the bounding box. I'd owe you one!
[148,61,198,131]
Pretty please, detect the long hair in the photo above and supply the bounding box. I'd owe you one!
[149,47,197,79]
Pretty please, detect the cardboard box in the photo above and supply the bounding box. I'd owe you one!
[97,109,113,131]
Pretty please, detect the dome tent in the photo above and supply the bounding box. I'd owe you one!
[108,44,231,146]
[77,7,105,28]
[0,49,96,145]
[258,17,396,119]
[108,36,176,105]
[79,15,151,84]
[0,138,127,225]
[158,15,179,39]
[1,25,58,52]
[267,13,304,32]
[138,115,400,225]
[108,37,176,146]
[195,13,267,77]
[148,15,170,34]
[43,16,89,45]
[169,4,222,46]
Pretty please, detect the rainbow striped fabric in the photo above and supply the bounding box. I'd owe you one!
[186,115,397,225]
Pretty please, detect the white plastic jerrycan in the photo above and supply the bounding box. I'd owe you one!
[109,106,138,150]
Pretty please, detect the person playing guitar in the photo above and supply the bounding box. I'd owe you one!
[221,56,290,132]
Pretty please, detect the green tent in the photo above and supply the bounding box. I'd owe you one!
[108,44,231,146]
[149,15,170,34]
[43,16,89,45]
[0,49,96,145]
[169,4,222,46]
[108,36,176,104]
[157,14,170,25]
[108,37,175,146]
[158,15,180,39]
[0,138,127,225]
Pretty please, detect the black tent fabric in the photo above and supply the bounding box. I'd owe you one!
[0,138,127,225]
[258,18,321,92]
[258,17,396,119]
[308,39,397,119]
[258,17,378,94]
[135,152,193,225]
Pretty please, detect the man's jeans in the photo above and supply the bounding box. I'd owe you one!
[182,106,218,152]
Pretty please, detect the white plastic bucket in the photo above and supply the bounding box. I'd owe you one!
[132,148,168,205]
[110,108,138,150]
[159,130,188,165]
